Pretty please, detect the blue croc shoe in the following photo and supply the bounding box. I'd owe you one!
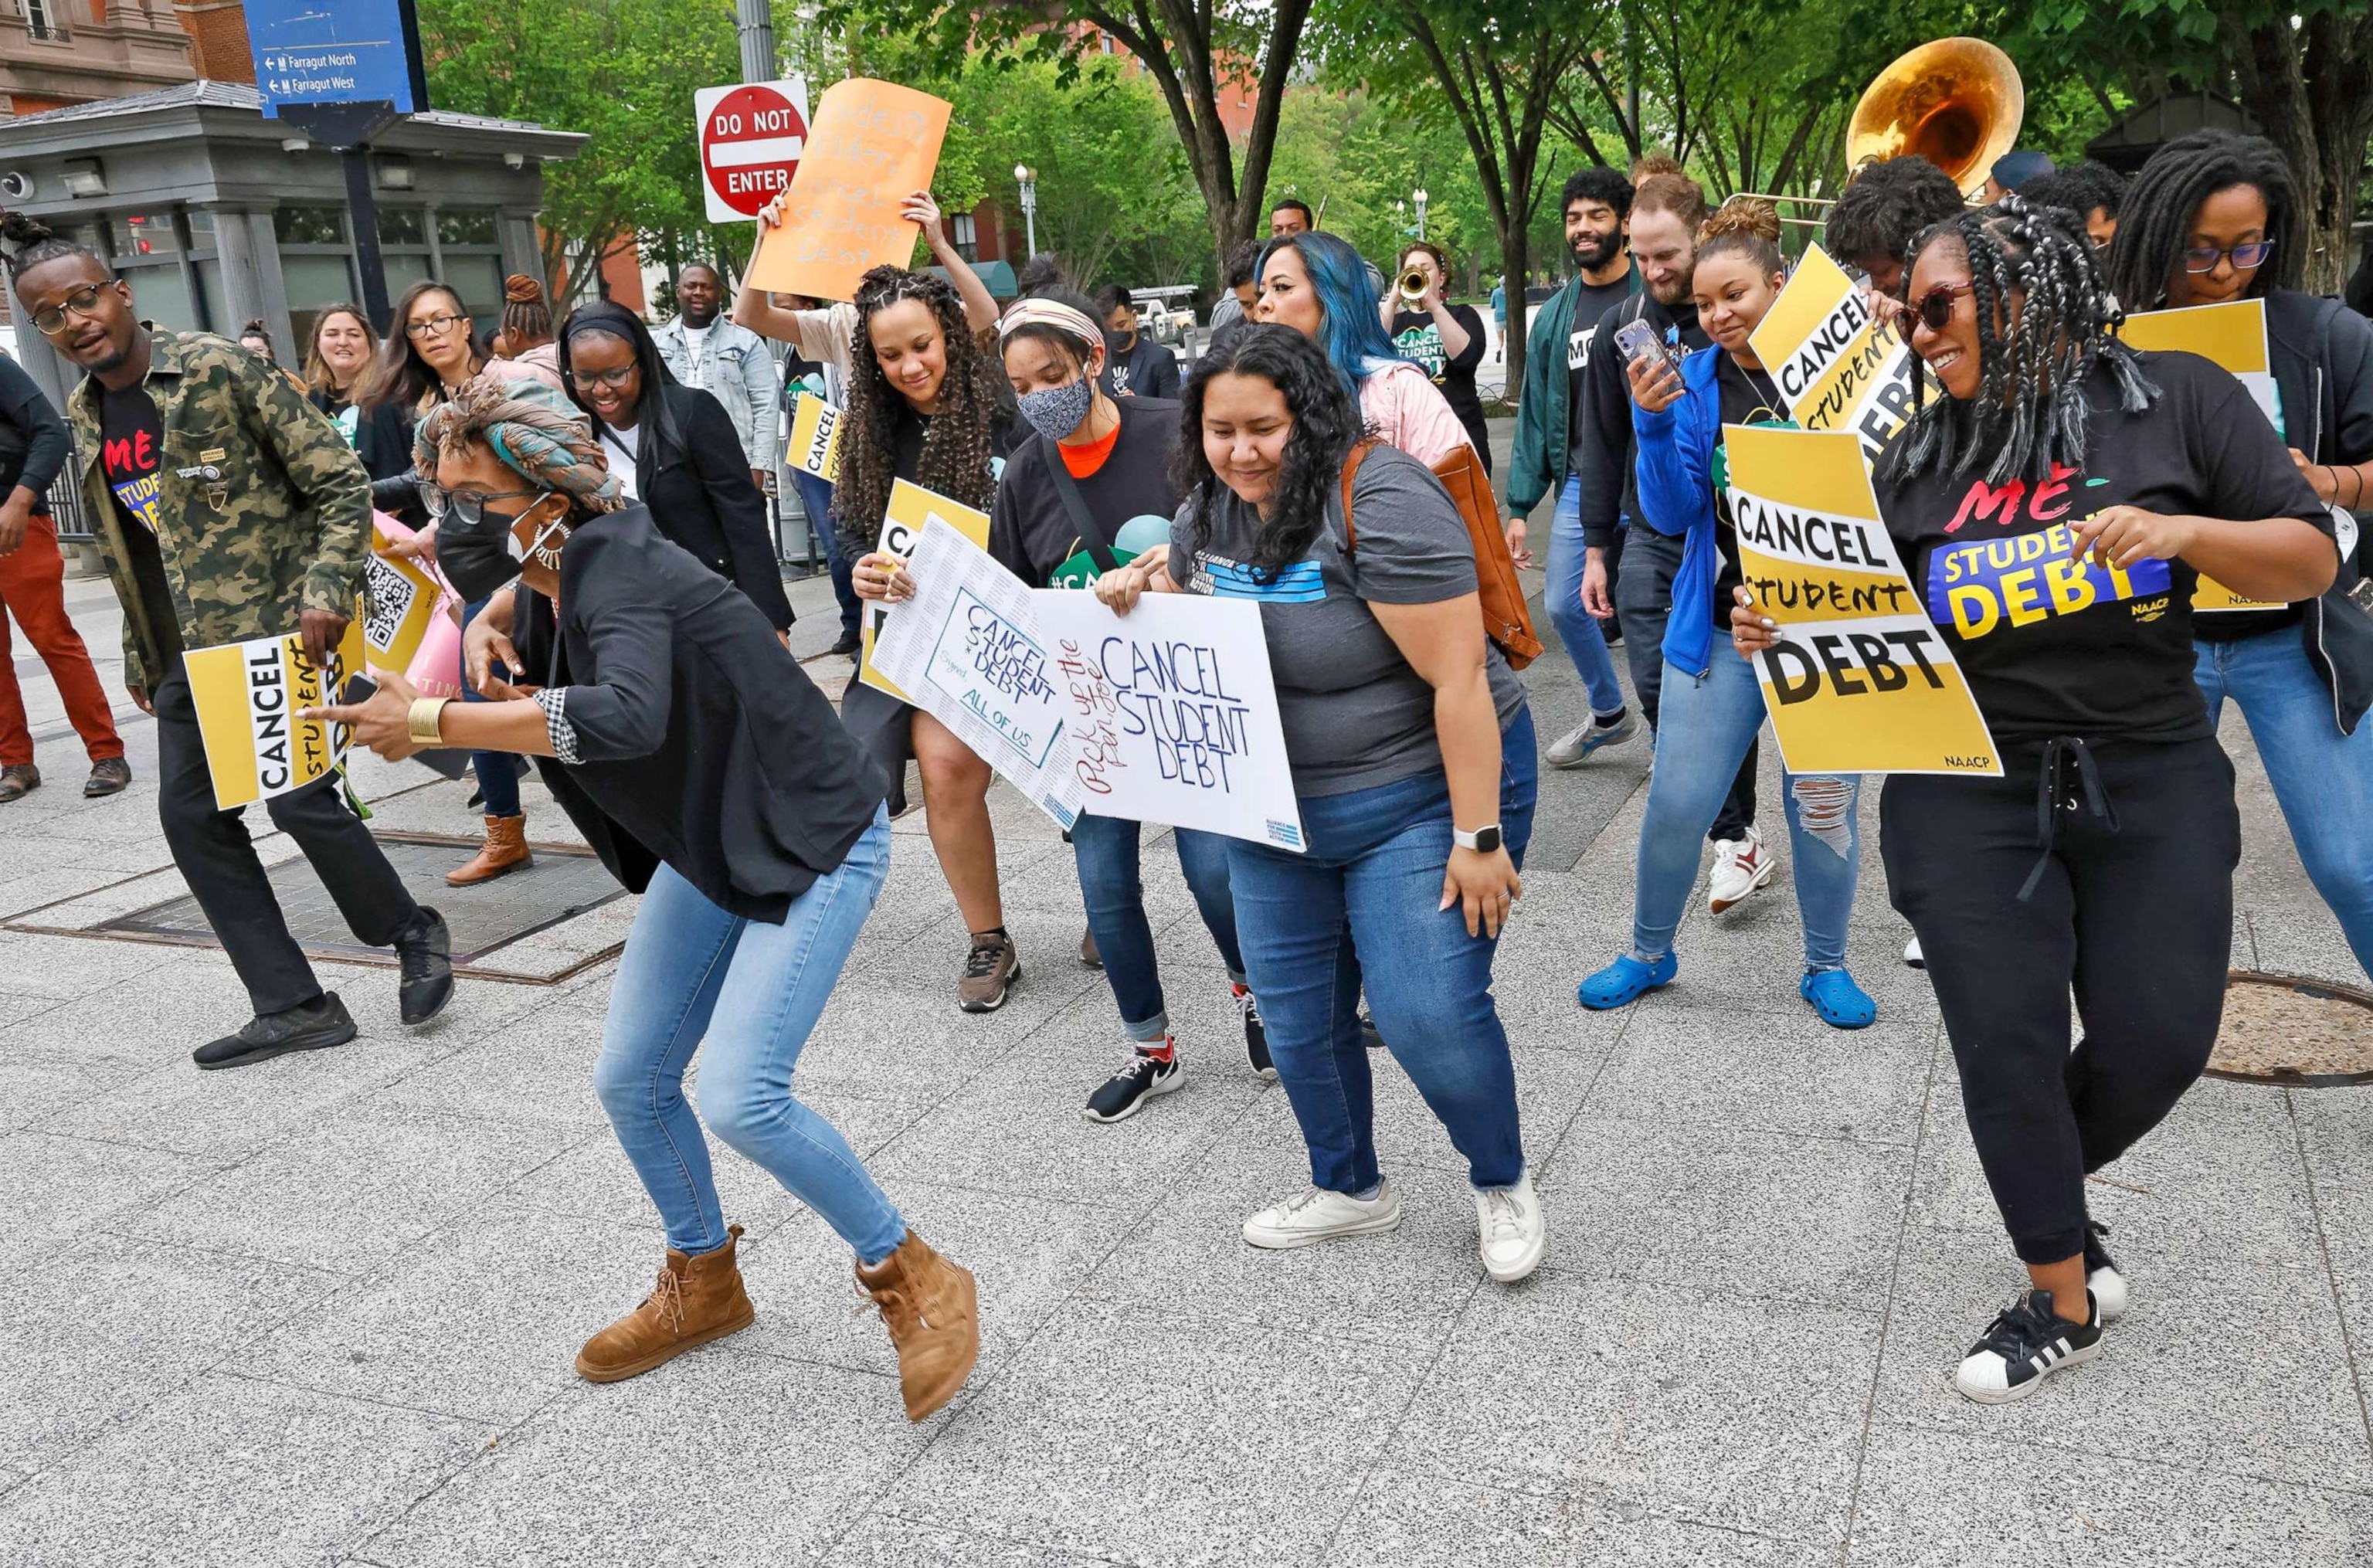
[1800,969,1876,1030]
[1577,952,1677,1011]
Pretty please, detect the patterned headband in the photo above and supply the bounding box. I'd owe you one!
[998,296,1104,351]
[413,375,626,513]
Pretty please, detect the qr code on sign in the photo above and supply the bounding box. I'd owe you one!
[362,558,415,650]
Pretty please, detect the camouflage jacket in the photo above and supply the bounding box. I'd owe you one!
[69,330,372,688]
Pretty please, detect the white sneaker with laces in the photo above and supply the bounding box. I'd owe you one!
[1708,826,1777,914]
[1473,1168,1547,1282]
[1242,1181,1402,1249]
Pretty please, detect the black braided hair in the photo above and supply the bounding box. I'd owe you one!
[1886,195,2157,487]
[1173,323,1366,579]
[832,265,1003,556]
[0,211,100,284]
[2103,128,2303,310]
[1825,156,1965,281]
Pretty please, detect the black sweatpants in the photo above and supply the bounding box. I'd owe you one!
[1881,735,2239,1265]
[152,664,419,1016]
[1612,521,1757,841]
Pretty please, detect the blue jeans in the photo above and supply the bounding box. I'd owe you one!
[1226,706,1538,1195]
[2197,632,2373,979]
[591,810,907,1265]
[1071,817,1245,1041]
[1544,473,1627,719]
[792,468,861,638]
[1633,650,1858,971]
[462,594,521,820]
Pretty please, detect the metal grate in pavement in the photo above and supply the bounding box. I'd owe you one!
[94,831,627,980]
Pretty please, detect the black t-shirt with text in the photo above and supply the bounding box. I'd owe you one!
[98,379,185,667]
[1874,350,2331,745]
[1563,270,1638,458]
[1391,304,1489,456]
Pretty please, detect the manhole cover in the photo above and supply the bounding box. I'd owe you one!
[2207,970,2373,1087]
[93,830,626,980]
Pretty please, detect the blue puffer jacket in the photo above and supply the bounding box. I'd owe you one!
[1631,346,1729,677]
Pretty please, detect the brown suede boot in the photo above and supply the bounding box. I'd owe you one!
[855,1230,980,1422]
[575,1224,755,1383]
[446,813,532,887]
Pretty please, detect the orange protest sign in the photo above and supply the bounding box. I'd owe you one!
[742,78,952,301]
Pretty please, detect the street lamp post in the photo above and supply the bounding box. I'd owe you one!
[1014,164,1039,258]
[1414,186,1429,241]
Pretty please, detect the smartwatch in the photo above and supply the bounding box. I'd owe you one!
[1454,823,1503,854]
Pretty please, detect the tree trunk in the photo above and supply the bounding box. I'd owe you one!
[2229,10,2373,295]
[1499,232,1529,402]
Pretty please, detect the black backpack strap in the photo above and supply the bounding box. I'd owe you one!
[1041,443,1125,573]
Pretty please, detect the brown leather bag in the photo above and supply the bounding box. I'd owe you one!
[1339,439,1543,670]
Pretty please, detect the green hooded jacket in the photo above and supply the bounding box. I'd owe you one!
[69,330,373,688]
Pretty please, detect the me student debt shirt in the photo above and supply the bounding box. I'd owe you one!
[99,379,185,666]
[1872,350,2332,746]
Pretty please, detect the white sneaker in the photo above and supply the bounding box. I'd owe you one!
[1473,1169,1546,1282]
[1903,935,1925,969]
[1242,1181,1402,1250]
[1708,826,1777,913]
[1545,711,1638,768]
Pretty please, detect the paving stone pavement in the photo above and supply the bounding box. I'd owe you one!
[5,474,2371,1566]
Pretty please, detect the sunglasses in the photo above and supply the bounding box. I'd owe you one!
[419,483,546,527]
[1894,280,1977,334]
[31,280,119,336]
[2182,240,2273,274]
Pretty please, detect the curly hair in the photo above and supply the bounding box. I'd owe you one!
[832,265,1004,555]
[1886,196,2157,488]
[1560,166,1634,219]
[1173,324,1366,579]
[1826,156,1965,280]
[2020,161,2127,228]
[1696,197,1784,276]
[2103,129,2303,308]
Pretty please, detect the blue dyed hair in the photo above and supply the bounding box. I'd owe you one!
[1256,230,1407,399]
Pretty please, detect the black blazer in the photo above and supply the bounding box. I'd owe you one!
[516,504,886,921]
[623,382,796,630]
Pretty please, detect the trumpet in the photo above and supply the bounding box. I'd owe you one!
[1397,266,1431,304]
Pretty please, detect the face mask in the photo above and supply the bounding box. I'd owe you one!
[436,498,563,604]
[1017,375,1096,442]
[1106,328,1135,353]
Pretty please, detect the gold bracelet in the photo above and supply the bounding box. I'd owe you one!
[406,697,450,748]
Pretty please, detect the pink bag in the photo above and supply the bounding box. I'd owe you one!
[371,509,467,698]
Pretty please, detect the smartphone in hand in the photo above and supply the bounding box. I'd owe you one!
[1614,317,1675,375]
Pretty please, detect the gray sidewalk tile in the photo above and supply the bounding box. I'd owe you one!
[821,1516,1122,1566]
[883,1298,1427,1563]
[363,1355,932,1566]
[1846,1424,2373,1567]
[0,1130,227,1266]
[0,1232,348,1472]
[1383,1270,1873,1546]
[1329,1468,1838,1566]
[0,1051,151,1132]
[1536,1115,1914,1305]
[0,1373,488,1568]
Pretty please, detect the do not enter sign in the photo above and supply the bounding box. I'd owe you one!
[696,77,810,223]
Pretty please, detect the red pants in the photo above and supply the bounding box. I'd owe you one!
[0,513,123,767]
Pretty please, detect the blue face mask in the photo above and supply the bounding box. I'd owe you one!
[1017,375,1096,442]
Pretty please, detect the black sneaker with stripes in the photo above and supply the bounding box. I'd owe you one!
[1953,1288,2104,1404]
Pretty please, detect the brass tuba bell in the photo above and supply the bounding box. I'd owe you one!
[1845,37,2025,199]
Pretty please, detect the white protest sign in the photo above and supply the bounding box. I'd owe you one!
[870,518,1084,830]
[1030,589,1305,851]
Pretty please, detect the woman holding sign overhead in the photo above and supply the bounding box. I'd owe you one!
[1737,197,2337,1403]
[1577,199,1878,1031]
[2105,130,2373,981]
[986,291,1270,1124]
[1096,324,1546,1286]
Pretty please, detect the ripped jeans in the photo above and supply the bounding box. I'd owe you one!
[1629,648,1859,972]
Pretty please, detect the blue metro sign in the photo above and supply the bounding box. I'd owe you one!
[246,0,422,117]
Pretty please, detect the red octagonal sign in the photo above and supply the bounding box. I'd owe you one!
[697,79,809,222]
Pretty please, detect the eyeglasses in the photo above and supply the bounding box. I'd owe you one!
[30,280,118,336]
[406,313,467,339]
[568,366,635,390]
[2182,240,2273,274]
[419,483,545,527]
[1896,280,1977,334]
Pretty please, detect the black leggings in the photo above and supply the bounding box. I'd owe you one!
[1881,735,2239,1265]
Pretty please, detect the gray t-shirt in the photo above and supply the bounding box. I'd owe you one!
[1168,444,1526,797]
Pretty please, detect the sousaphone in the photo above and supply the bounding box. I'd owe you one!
[1846,38,2025,199]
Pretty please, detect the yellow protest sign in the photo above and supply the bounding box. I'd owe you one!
[183,619,366,811]
[360,524,446,674]
[744,78,952,302]
[1727,425,2001,776]
[786,392,844,483]
[2117,300,2286,613]
[1749,244,1922,467]
[858,478,992,700]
